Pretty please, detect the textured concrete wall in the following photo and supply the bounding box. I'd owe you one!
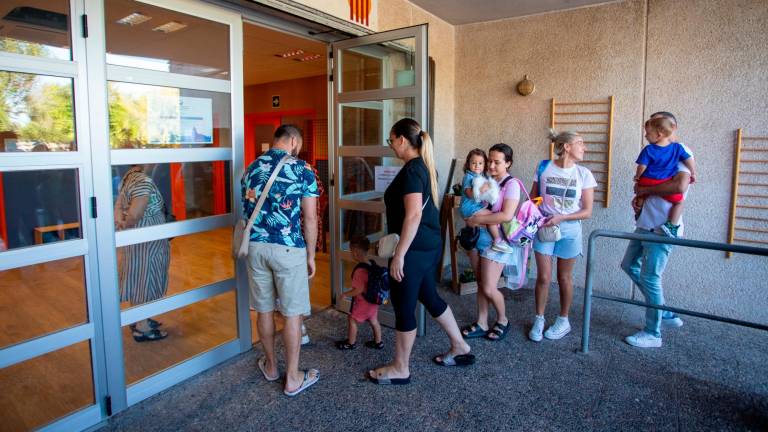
[454,0,768,322]
[378,0,456,187]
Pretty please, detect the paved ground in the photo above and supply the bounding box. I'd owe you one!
[100,286,768,432]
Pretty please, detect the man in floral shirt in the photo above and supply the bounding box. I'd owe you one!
[242,124,319,396]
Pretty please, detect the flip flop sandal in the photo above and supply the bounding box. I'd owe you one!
[461,322,488,339]
[132,328,168,342]
[283,369,320,397]
[257,356,279,382]
[432,353,476,367]
[367,370,410,385]
[335,340,356,350]
[364,340,384,349]
[485,321,511,342]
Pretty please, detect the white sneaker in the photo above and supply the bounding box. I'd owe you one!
[662,314,684,328]
[624,331,662,348]
[528,315,545,342]
[544,316,571,340]
[491,240,514,253]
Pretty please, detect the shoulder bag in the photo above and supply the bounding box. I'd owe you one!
[377,196,430,259]
[232,155,291,259]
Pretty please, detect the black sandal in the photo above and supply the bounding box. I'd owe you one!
[132,328,168,342]
[335,339,356,350]
[365,340,384,349]
[147,318,162,329]
[485,321,511,341]
[461,322,487,339]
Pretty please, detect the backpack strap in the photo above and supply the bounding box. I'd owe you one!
[535,160,551,197]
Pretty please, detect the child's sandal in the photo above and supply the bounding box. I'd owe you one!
[335,339,356,350]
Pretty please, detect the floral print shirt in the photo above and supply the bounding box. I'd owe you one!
[241,148,319,248]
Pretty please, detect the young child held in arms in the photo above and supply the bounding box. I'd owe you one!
[460,148,512,253]
[335,236,384,350]
[634,117,697,237]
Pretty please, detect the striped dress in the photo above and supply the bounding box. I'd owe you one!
[117,167,170,306]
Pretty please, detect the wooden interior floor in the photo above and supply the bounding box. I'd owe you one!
[0,228,332,432]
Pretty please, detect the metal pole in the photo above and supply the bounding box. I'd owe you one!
[417,303,426,336]
[580,232,597,353]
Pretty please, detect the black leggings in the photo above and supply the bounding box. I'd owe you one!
[389,249,448,332]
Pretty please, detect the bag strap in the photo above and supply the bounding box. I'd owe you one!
[535,160,551,197]
[244,154,291,233]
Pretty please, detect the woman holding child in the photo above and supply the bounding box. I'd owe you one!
[528,131,596,342]
[461,143,522,342]
[367,118,474,385]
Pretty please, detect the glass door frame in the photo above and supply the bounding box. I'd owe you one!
[329,25,428,332]
[0,0,109,430]
[84,0,248,415]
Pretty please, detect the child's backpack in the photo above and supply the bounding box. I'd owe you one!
[501,178,546,247]
[353,260,390,305]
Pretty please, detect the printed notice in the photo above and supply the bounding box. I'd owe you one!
[375,166,401,192]
[147,92,213,145]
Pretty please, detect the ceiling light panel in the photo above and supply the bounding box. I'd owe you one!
[152,21,187,33]
[274,49,304,58]
[116,12,151,26]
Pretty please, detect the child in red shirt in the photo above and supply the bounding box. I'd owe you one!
[335,236,384,350]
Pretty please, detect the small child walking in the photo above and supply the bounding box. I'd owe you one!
[335,236,383,350]
[460,149,513,253]
[634,117,697,237]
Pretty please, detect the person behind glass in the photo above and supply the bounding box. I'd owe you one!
[528,131,596,342]
[115,165,170,342]
[461,143,521,342]
[368,118,474,385]
[242,124,320,396]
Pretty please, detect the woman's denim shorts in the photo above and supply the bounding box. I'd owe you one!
[532,220,583,259]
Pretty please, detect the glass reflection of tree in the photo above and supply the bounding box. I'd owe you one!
[0,40,74,152]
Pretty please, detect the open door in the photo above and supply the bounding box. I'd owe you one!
[329,25,428,330]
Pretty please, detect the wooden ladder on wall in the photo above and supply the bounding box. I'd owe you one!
[550,96,615,207]
[726,129,768,257]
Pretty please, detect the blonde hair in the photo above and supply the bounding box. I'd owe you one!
[391,118,439,209]
[644,117,675,137]
[548,129,581,157]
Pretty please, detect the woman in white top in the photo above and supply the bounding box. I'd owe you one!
[528,130,596,342]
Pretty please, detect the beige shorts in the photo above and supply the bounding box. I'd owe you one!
[247,242,310,317]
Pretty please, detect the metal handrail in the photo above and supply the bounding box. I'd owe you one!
[581,230,768,353]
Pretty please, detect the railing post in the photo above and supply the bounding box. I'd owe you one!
[580,232,597,354]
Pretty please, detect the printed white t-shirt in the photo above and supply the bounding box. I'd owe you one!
[536,161,597,216]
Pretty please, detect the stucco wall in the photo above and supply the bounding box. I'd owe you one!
[454,0,768,322]
[378,0,456,188]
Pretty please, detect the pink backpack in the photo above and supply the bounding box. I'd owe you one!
[501,178,546,247]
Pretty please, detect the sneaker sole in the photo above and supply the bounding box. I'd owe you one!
[661,319,684,329]
[624,337,662,348]
[544,327,571,340]
[528,332,543,342]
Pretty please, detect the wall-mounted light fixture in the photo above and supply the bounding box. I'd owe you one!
[516,75,535,96]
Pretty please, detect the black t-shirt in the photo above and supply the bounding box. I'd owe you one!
[384,157,441,252]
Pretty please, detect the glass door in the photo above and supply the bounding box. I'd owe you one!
[0,0,108,430]
[85,0,247,413]
[330,25,428,329]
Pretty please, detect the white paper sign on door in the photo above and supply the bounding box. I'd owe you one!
[375,166,401,192]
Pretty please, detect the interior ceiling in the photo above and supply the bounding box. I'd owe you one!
[408,0,618,25]
[243,23,327,86]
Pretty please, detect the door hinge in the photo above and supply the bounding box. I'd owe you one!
[105,396,112,416]
[329,50,333,59]
[90,197,97,218]
[329,73,333,82]
[81,14,88,38]
[329,173,335,187]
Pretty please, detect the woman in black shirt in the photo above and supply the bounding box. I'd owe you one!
[368,118,474,385]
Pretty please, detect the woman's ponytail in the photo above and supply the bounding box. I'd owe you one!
[418,130,440,210]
